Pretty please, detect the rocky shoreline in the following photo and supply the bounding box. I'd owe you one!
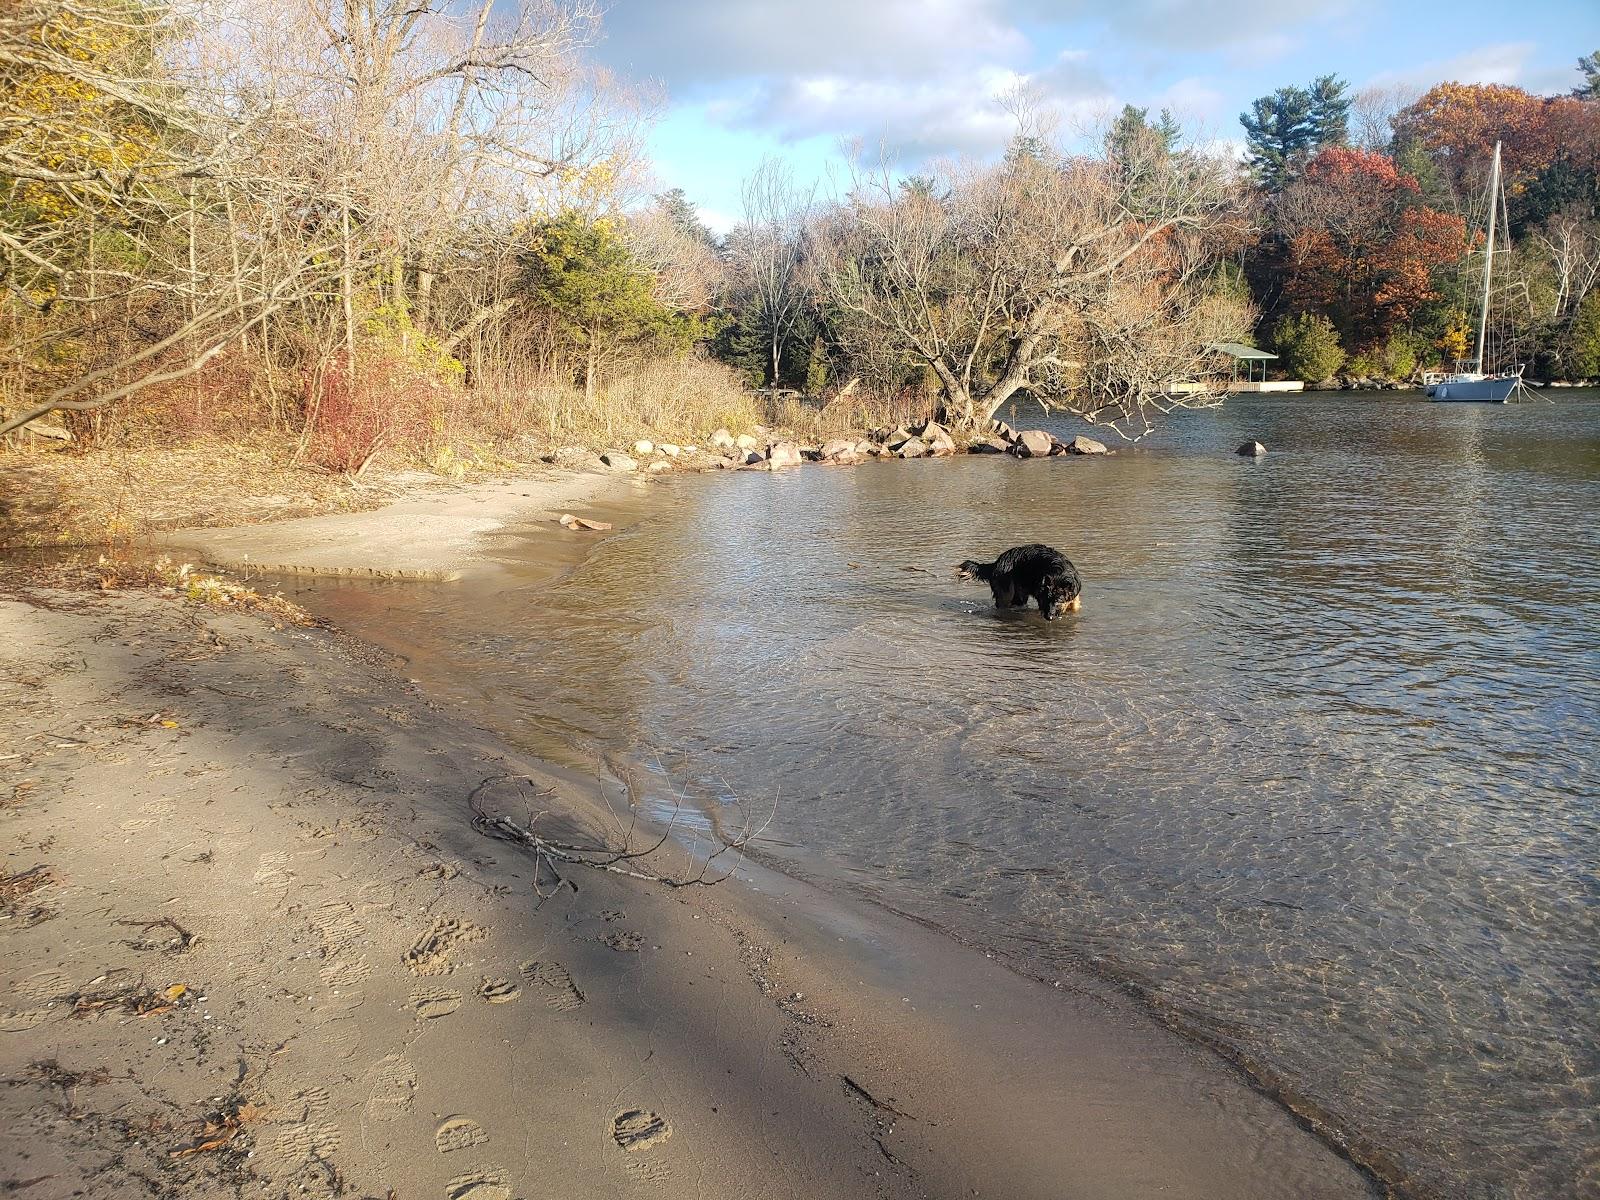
[553,416,1112,478]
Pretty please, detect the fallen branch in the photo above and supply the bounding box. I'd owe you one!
[466,772,766,890]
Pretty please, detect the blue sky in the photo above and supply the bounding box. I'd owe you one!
[588,0,1598,231]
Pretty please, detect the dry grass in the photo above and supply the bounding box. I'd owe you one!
[461,354,765,450]
[760,389,933,442]
[1,355,923,551]
[0,436,382,550]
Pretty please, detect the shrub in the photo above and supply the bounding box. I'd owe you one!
[1272,313,1346,382]
[1567,292,1600,378]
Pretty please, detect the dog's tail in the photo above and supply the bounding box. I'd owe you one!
[957,559,993,582]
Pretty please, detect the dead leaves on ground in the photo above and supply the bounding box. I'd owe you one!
[169,1099,264,1159]
[71,980,191,1019]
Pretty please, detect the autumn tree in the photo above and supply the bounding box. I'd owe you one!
[0,0,341,438]
[1391,83,1566,197]
[1273,147,1466,351]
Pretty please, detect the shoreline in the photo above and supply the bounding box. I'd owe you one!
[0,582,1380,1199]
[3,466,1384,1199]
[172,454,1405,1193]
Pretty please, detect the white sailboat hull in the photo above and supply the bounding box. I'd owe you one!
[1427,375,1518,402]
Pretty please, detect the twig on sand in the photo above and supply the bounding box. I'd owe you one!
[466,772,768,891]
[118,915,198,952]
[842,1074,913,1120]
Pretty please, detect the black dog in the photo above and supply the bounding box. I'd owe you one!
[957,544,1082,619]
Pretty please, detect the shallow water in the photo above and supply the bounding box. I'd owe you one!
[285,392,1600,1200]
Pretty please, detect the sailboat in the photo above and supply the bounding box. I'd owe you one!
[1425,141,1523,402]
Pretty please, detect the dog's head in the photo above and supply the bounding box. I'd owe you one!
[955,559,985,581]
[1038,577,1082,619]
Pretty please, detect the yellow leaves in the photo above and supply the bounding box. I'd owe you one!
[1438,310,1471,361]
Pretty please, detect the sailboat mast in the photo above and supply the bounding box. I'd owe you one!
[1473,141,1502,373]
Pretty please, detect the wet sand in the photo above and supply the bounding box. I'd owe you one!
[0,480,1381,1198]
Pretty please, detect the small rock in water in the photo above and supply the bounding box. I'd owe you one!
[820,437,857,461]
[1237,440,1267,457]
[646,459,672,474]
[599,451,638,472]
[766,441,803,469]
[1015,429,1053,457]
[969,438,1007,454]
[895,437,928,459]
[1066,435,1108,455]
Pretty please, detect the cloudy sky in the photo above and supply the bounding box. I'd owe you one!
[588,0,1596,230]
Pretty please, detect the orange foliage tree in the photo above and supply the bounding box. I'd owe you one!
[1391,82,1589,194]
[1275,148,1467,349]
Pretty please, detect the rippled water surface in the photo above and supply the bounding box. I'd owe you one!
[288,393,1600,1199]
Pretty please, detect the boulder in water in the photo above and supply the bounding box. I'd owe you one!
[1015,429,1053,457]
[599,451,638,472]
[1237,440,1267,457]
[766,441,803,468]
[1066,435,1108,455]
[894,437,928,458]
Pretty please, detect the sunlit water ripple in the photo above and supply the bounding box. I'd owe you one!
[288,393,1600,1200]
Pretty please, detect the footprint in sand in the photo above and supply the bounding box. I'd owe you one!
[14,969,73,1003]
[312,901,372,986]
[365,1054,417,1121]
[611,1109,672,1152]
[478,978,521,1005]
[118,817,157,833]
[600,930,645,953]
[445,1167,512,1200]
[435,1115,489,1154]
[0,1009,50,1033]
[138,798,176,816]
[266,1120,341,1167]
[309,901,364,952]
[624,1158,674,1184]
[404,918,487,976]
[519,960,584,1012]
[411,986,463,1020]
[267,1086,331,1123]
[599,909,627,922]
[253,851,292,891]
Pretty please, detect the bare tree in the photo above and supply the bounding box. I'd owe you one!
[813,130,1252,438]
[1349,84,1420,152]
[1533,209,1600,326]
[0,0,341,437]
[728,156,814,387]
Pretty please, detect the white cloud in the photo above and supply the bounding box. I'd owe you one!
[595,0,1027,92]
[595,0,1351,165]
[1363,41,1535,90]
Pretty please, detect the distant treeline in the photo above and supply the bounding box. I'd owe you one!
[3,0,1598,463]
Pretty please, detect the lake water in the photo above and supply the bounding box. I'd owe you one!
[284,392,1600,1200]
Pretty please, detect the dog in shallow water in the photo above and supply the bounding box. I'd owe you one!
[957,544,1082,619]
